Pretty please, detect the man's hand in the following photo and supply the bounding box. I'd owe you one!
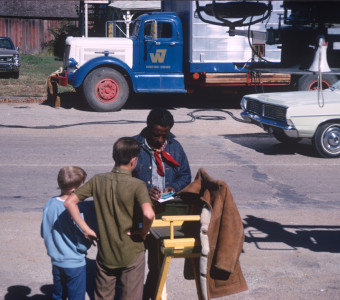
[127,229,150,241]
[127,202,154,240]
[163,186,175,193]
[149,186,161,201]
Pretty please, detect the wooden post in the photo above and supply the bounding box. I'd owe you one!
[46,75,60,108]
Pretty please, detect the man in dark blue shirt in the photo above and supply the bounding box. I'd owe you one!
[133,108,191,202]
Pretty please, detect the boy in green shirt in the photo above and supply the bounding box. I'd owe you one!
[65,137,154,300]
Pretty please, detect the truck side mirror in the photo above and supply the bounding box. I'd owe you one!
[151,20,158,41]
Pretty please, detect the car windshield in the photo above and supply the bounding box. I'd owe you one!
[0,39,14,50]
[330,80,340,91]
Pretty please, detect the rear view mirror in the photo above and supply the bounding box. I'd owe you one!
[151,20,157,41]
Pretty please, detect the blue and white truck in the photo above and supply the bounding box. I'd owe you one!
[52,1,340,111]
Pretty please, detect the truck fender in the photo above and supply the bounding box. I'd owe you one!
[73,56,136,90]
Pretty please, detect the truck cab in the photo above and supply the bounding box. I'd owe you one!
[131,13,185,92]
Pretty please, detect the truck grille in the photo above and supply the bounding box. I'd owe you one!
[0,57,11,62]
[247,99,287,121]
[63,45,70,69]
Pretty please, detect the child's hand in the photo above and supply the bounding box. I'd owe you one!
[85,228,98,246]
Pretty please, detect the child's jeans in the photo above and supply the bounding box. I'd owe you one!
[52,265,86,300]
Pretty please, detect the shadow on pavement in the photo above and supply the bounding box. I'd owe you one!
[222,133,319,158]
[4,284,53,300]
[41,86,276,112]
[4,258,96,300]
[244,215,340,253]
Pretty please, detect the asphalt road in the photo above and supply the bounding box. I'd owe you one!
[0,100,339,300]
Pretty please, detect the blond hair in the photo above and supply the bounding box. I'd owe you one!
[57,166,87,195]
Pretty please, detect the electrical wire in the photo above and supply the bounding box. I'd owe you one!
[0,109,250,130]
[185,109,249,123]
[316,46,325,108]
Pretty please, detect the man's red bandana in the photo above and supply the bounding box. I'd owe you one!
[153,149,180,176]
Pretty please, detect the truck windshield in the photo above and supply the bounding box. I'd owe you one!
[131,20,141,37]
[0,39,14,49]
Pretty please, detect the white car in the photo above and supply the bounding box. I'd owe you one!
[240,81,340,158]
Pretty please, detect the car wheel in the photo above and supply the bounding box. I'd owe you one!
[272,128,302,144]
[83,67,129,112]
[313,123,340,158]
[297,74,338,91]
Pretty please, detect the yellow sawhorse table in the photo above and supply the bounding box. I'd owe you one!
[150,215,202,300]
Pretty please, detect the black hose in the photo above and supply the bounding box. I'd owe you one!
[0,109,249,129]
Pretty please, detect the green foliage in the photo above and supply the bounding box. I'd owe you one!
[47,21,79,58]
[21,54,63,76]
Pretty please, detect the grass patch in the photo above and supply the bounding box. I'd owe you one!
[0,54,74,97]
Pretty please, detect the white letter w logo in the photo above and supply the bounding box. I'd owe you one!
[150,49,167,63]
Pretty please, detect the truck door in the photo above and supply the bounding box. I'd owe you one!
[143,20,182,73]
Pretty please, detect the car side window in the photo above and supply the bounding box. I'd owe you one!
[144,21,173,39]
[157,22,172,39]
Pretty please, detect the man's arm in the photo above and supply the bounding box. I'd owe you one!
[165,142,191,192]
[128,202,154,240]
[141,202,155,238]
[64,193,98,244]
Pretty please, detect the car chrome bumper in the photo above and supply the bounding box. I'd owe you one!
[241,111,299,138]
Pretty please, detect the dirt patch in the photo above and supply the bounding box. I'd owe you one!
[0,97,45,103]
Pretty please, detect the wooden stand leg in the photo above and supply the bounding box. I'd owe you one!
[155,256,172,300]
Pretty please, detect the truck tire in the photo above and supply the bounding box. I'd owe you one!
[272,128,302,144]
[297,74,337,91]
[83,67,129,112]
[313,122,340,158]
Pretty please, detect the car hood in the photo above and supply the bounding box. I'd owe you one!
[245,89,340,118]
[0,49,17,56]
[245,89,340,107]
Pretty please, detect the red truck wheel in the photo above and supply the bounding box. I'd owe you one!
[83,67,129,112]
[297,74,337,91]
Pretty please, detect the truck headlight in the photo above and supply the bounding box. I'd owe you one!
[68,57,78,68]
[13,54,20,66]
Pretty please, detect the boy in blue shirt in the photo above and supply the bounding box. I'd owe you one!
[41,166,91,300]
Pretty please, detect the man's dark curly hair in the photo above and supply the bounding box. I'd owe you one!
[146,108,174,128]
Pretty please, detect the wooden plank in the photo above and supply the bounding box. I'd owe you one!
[205,72,291,84]
[163,238,198,248]
[161,215,201,222]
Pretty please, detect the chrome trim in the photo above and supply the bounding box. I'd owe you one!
[241,111,299,138]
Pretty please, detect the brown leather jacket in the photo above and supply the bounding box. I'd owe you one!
[179,168,248,299]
